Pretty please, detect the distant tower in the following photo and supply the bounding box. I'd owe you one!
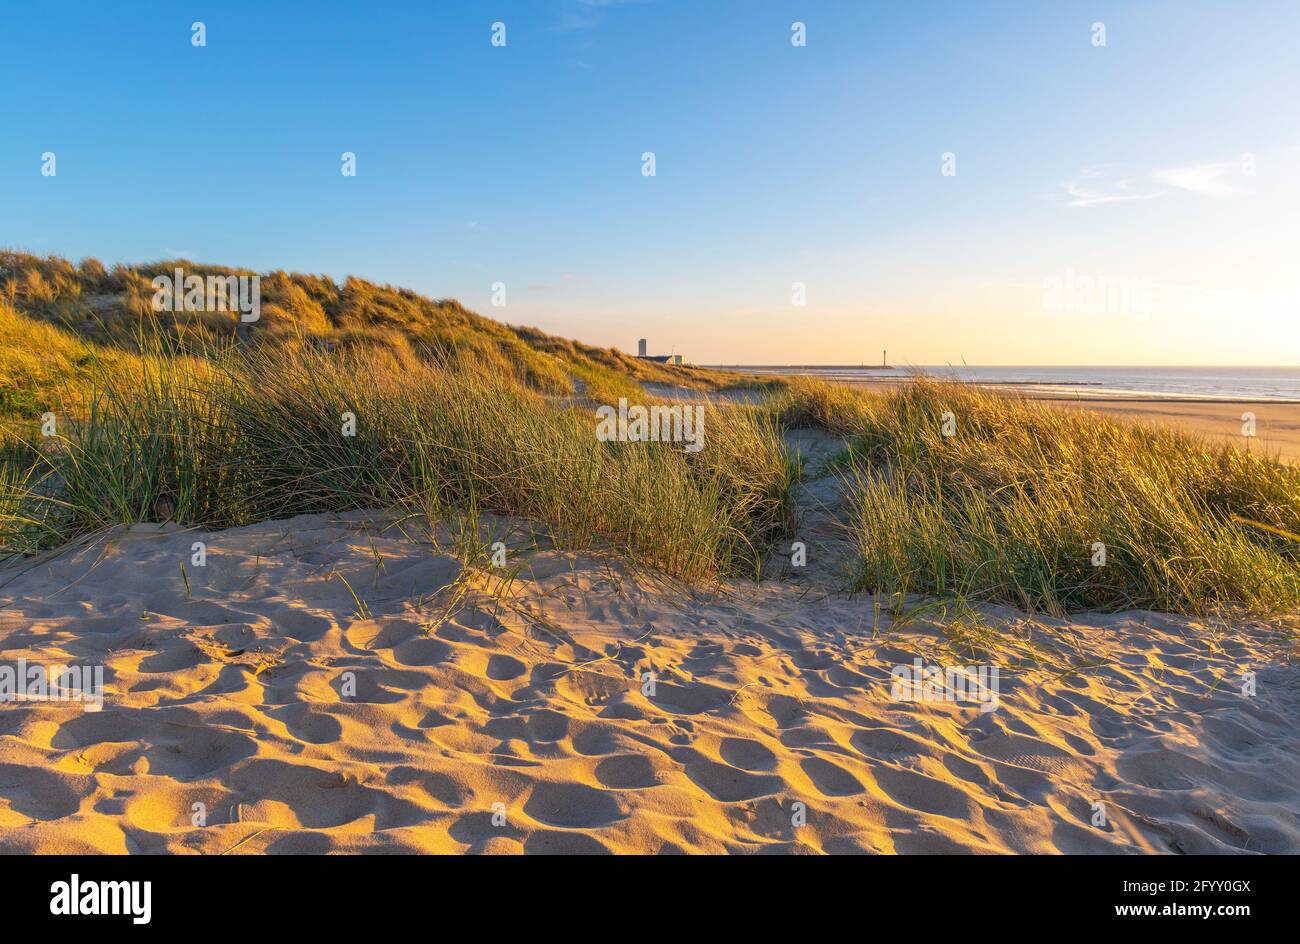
[637,338,647,357]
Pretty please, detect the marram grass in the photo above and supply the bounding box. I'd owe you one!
[2,296,1297,616]
[0,327,795,583]
[783,379,1299,615]
[0,251,761,412]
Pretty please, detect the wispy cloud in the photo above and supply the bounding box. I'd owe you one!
[1061,165,1163,208]
[1151,161,1245,198]
[1062,158,1251,208]
[550,0,652,33]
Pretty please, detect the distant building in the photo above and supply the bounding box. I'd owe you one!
[634,338,684,366]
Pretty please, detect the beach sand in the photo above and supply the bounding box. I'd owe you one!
[1046,399,1300,462]
[1,509,1296,854]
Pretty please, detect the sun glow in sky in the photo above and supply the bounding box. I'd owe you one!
[3,0,1298,365]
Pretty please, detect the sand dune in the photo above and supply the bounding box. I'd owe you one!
[0,511,1297,854]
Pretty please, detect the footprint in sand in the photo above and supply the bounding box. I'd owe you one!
[594,754,662,789]
[266,703,344,745]
[719,737,777,771]
[523,830,612,854]
[873,766,974,819]
[800,757,865,796]
[522,781,626,828]
[682,757,783,803]
[486,654,527,680]
[0,764,86,821]
[524,709,569,742]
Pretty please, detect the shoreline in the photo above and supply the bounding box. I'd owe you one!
[706,366,1300,405]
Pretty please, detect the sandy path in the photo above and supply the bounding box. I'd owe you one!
[1,511,1296,854]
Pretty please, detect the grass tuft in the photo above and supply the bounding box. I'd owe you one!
[0,318,795,583]
[773,378,1300,615]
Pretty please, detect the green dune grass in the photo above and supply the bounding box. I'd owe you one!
[2,252,1296,614]
[776,379,1300,615]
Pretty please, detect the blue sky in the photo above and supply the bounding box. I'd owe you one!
[4,0,1298,365]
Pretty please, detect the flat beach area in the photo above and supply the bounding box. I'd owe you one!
[1048,399,1300,462]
